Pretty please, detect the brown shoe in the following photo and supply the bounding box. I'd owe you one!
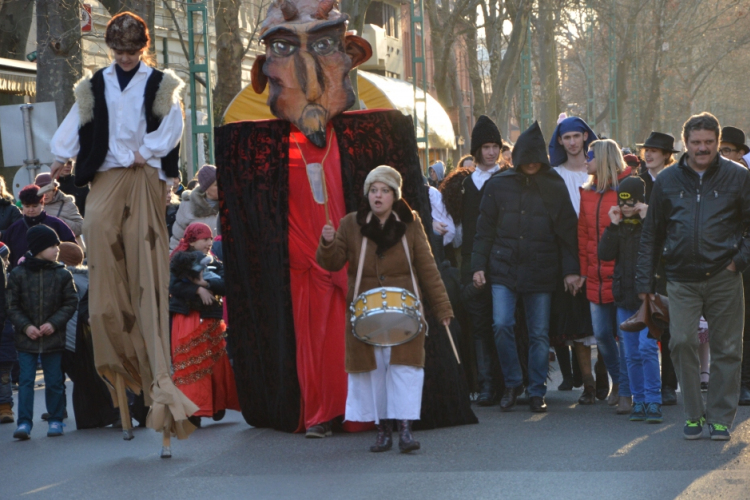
[616,395,633,414]
[305,420,333,438]
[0,403,14,424]
[370,419,393,452]
[607,383,620,406]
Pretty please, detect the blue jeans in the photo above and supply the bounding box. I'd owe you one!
[17,351,65,428]
[0,362,13,407]
[618,308,662,404]
[491,285,551,398]
[590,302,630,397]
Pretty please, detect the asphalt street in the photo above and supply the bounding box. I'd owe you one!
[4,361,750,500]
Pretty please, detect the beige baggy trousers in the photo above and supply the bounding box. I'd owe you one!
[83,165,197,439]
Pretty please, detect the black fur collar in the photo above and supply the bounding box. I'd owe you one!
[357,199,414,256]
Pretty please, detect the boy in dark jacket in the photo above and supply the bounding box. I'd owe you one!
[599,176,662,423]
[8,225,78,439]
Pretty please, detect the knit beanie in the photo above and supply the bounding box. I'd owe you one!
[27,224,60,257]
[470,115,502,157]
[18,184,42,205]
[105,12,150,52]
[35,173,59,195]
[617,176,646,206]
[0,242,9,260]
[58,242,84,267]
[197,165,217,192]
[363,165,402,200]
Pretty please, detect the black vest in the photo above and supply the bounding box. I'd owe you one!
[75,68,180,187]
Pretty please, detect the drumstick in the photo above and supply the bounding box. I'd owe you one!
[444,324,461,364]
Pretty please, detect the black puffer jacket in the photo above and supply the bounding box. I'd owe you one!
[599,220,643,310]
[471,166,579,293]
[169,254,225,319]
[0,197,21,234]
[636,154,750,293]
[7,254,78,354]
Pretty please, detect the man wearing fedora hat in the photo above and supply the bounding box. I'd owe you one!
[720,126,749,168]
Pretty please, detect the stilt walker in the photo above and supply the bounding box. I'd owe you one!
[50,12,197,457]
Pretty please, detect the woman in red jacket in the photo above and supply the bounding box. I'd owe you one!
[578,139,632,409]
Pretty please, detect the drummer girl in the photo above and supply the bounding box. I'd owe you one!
[316,165,453,453]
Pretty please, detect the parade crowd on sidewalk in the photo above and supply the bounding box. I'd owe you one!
[5,9,750,457]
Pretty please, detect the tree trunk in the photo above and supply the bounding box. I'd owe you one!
[340,0,373,110]
[535,0,561,143]
[213,0,243,123]
[0,0,34,61]
[464,11,485,120]
[486,1,531,125]
[36,0,83,125]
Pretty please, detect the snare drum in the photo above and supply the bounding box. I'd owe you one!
[350,287,423,346]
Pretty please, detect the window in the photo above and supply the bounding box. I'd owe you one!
[365,1,399,39]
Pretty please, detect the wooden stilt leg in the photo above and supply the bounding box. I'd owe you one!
[160,428,172,458]
[114,373,134,441]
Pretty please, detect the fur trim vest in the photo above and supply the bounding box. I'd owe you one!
[73,67,184,187]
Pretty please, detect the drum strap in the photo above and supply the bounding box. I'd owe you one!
[353,211,427,335]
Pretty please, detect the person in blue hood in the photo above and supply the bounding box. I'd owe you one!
[428,161,445,188]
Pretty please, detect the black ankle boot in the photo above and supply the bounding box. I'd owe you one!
[370,419,393,452]
[398,420,420,453]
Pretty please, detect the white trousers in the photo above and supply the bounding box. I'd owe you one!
[345,346,424,424]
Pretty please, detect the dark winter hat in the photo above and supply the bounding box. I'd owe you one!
[512,121,550,170]
[27,224,60,257]
[196,164,217,192]
[0,242,9,260]
[18,184,42,205]
[58,242,84,267]
[721,126,749,154]
[471,115,502,158]
[617,176,646,206]
[105,12,150,52]
[623,154,641,168]
[638,131,680,153]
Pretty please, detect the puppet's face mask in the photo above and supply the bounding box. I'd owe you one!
[251,0,372,147]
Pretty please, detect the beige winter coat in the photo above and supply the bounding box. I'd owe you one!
[44,189,84,236]
[169,188,220,250]
[316,200,453,373]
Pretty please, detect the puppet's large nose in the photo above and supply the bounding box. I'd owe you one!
[300,51,323,101]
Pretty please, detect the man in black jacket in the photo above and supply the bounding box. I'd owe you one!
[461,115,505,406]
[472,122,580,413]
[636,112,750,441]
[56,159,89,217]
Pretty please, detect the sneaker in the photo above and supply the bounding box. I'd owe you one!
[645,403,663,423]
[709,423,730,441]
[629,402,646,421]
[684,417,706,440]
[305,421,333,438]
[47,421,64,437]
[13,423,31,440]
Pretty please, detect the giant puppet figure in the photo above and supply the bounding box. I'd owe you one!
[216,0,477,434]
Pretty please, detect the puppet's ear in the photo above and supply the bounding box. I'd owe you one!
[251,55,268,94]
[344,35,372,69]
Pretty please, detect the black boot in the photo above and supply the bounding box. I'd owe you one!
[594,358,609,401]
[397,420,420,453]
[370,419,393,452]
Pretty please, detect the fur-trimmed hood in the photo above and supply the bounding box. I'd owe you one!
[183,188,218,218]
[356,198,415,256]
[74,64,184,126]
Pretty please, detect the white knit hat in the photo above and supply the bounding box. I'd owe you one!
[363,165,402,200]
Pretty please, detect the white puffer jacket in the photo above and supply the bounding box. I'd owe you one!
[168,188,219,250]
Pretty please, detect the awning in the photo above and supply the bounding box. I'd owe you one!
[0,58,36,97]
[223,70,456,150]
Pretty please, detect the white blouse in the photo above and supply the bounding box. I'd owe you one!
[428,186,461,247]
[51,62,184,182]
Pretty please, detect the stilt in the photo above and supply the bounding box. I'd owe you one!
[114,373,134,440]
[160,428,172,458]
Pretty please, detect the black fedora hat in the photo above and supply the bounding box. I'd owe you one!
[721,126,750,155]
[638,131,680,153]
